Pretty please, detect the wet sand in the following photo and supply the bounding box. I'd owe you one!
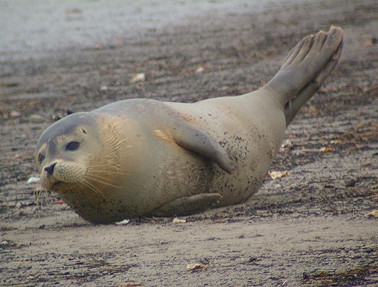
[1,0,377,286]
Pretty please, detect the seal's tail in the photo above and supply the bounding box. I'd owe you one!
[264,26,344,126]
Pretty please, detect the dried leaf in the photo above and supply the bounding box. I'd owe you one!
[195,66,205,73]
[130,73,145,83]
[365,210,378,218]
[330,140,341,144]
[54,200,65,205]
[65,8,82,14]
[360,38,377,47]
[119,282,143,287]
[319,147,334,153]
[10,111,21,118]
[27,176,40,184]
[280,139,293,148]
[361,162,372,168]
[269,171,289,179]
[187,263,208,271]
[93,44,103,50]
[173,218,186,223]
[115,39,124,47]
[115,219,131,226]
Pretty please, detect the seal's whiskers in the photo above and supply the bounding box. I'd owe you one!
[85,174,123,189]
[78,180,106,199]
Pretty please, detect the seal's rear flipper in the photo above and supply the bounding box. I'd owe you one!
[264,26,344,126]
[151,193,222,216]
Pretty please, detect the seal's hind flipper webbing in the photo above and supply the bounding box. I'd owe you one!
[264,26,344,120]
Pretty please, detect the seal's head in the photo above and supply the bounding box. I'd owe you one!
[35,112,122,200]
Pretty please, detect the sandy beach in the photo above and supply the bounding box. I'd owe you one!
[1,0,377,286]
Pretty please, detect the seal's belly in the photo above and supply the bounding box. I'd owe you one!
[166,94,286,205]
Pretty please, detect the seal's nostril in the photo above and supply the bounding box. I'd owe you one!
[44,163,57,175]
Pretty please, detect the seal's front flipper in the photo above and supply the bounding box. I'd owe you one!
[151,193,222,216]
[171,121,234,173]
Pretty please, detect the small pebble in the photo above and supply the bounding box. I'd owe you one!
[27,176,40,184]
[345,179,356,187]
[130,73,145,83]
[173,218,186,223]
[10,111,21,118]
[195,66,205,73]
[115,219,131,225]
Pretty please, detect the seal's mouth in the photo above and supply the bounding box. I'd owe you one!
[53,181,84,194]
[40,179,65,191]
[51,181,65,190]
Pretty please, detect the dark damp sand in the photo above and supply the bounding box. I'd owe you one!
[0,0,377,286]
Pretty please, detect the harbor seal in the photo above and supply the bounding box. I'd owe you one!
[35,26,344,223]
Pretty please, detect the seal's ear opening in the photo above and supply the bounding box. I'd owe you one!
[171,121,234,173]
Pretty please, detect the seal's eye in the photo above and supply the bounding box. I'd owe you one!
[66,141,80,151]
[38,153,45,163]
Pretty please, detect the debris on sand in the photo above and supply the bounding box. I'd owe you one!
[27,176,40,184]
[269,171,289,179]
[115,219,131,226]
[365,210,378,218]
[172,217,186,223]
[187,262,209,272]
[130,73,146,83]
[187,258,210,272]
